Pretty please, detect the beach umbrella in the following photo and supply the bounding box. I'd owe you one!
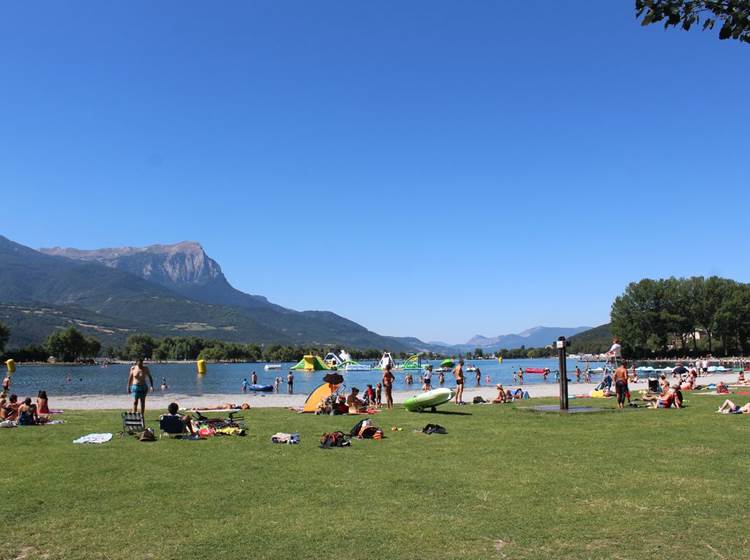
[323,372,344,385]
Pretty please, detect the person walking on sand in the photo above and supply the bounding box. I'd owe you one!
[453,360,465,404]
[127,358,153,415]
[613,360,629,410]
[382,363,395,409]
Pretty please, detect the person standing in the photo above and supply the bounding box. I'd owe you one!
[251,371,258,385]
[241,378,250,393]
[518,368,524,385]
[127,358,153,415]
[286,371,294,394]
[438,371,445,386]
[613,360,629,410]
[453,360,465,404]
[1,374,10,398]
[382,363,395,409]
[475,367,481,385]
[422,365,433,391]
[575,366,581,383]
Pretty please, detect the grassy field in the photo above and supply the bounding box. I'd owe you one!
[2,395,749,560]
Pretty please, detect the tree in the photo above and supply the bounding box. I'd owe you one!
[45,327,100,362]
[0,321,9,355]
[123,334,157,360]
[636,0,750,43]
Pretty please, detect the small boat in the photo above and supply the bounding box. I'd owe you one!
[264,364,282,371]
[466,366,478,373]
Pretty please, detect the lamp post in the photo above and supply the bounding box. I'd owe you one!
[556,336,569,410]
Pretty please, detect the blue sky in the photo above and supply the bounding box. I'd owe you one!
[1,2,748,343]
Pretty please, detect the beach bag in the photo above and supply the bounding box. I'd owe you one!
[139,428,156,442]
[473,396,486,404]
[320,431,350,449]
[422,424,447,435]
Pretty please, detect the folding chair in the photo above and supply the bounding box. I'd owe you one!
[121,411,145,435]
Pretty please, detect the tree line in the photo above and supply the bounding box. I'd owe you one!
[611,276,750,357]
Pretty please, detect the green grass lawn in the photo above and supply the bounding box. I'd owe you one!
[2,395,749,560]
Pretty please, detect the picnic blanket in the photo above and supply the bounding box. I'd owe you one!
[73,433,113,444]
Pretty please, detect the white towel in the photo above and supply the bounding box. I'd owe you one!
[73,433,113,444]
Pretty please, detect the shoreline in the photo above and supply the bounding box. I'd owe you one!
[42,372,743,410]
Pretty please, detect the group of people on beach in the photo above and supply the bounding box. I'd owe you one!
[0,386,51,426]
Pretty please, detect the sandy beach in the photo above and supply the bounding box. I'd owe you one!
[44,371,744,410]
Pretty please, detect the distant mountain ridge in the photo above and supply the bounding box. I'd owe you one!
[463,326,592,351]
[0,236,412,350]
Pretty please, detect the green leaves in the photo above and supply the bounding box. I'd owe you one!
[635,0,750,44]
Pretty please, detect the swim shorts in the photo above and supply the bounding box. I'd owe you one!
[131,384,148,399]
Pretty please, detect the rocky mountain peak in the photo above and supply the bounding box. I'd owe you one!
[40,241,223,287]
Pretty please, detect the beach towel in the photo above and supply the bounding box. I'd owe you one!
[73,433,113,444]
[271,432,300,444]
[0,420,16,428]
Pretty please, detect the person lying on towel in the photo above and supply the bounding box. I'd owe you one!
[717,399,750,414]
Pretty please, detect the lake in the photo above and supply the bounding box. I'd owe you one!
[6,358,601,397]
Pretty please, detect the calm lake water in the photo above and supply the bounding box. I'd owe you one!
[7,358,602,398]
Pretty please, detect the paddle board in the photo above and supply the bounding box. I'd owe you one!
[404,388,454,412]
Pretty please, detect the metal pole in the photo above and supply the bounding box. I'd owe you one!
[558,336,569,410]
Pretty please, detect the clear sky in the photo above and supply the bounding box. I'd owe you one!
[1,2,748,344]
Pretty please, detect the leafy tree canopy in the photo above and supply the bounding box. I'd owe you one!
[636,0,750,43]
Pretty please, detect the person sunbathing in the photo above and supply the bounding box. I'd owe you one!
[346,388,366,413]
[717,399,750,414]
[648,388,677,409]
[492,384,507,404]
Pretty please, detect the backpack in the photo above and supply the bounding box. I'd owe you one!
[422,424,447,435]
[319,431,350,449]
[473,396,486,404]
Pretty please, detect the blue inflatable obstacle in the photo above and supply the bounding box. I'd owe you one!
[249,384,274,392]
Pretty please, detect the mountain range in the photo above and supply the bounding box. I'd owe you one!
[0,235,597,352]
[463,326,592,351]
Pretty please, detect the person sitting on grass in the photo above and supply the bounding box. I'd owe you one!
[346,387,366,413]
[37,390,50,414]
[4,394,19,421]
[0,397,9,420]
[17,398,38,426]
[717,399,750,414]
[648,386,679,409]
[512,388,524,400]
[363,384,376,406]
[492,384,507,404]
[161,402,195,435]
[716,381,730,394]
